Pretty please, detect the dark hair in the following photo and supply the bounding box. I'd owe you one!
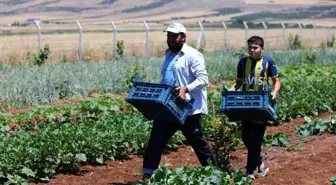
[247,36,264,47]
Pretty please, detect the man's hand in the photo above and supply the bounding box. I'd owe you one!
[229,81,242,91]
[175,87,188,100]
[229,86,236,91]
[271,91,278,100]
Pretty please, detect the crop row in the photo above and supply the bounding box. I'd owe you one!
[0,48,336,108]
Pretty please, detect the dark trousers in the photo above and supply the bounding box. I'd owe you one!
[142,114,217,174]
[241,121,266,174]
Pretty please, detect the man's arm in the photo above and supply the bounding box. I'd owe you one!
[177,53,208,99]
[268,58,281,100]
[271,77,281,100]
[230,79,243,91]
[230,58,244,91]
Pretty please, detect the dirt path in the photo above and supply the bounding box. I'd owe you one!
[30,112,336,185]
[254,135,336,185]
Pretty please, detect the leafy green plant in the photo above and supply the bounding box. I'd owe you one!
[135,166,252,185]
[204,89,241,172]
[319,35,336,48]
[299,49,317,64]
[54,80,72,99]
[331,176,336,185]
[327,35,336,48]
[0,96,187,184]
[206,117,240,172]
[28,44,50,66]
[263,132,290,147]
[121,60,148,91]
[287,33,302,50]
[2,174,29,185]
[0,103,140,181]
[199,43,206,53]
[263,133,304,152]
[188,42,205,52]
[286,145,304,152]
[59,55,68,63]
[326,116,336,134]
[117,40,124,58]
[232,47,248,59]
[189,42,197,49]
[295,116,336,137]
[276,64,336,121]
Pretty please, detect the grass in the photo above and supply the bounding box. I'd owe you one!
[0,48,336,109]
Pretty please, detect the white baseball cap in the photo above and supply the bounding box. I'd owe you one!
[164,23,187,34]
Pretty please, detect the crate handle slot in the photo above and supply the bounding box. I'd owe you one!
[135,76,141,82]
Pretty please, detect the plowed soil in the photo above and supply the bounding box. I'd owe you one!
[31,112,336,185]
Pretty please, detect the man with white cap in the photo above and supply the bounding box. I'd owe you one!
[142,23,217,180]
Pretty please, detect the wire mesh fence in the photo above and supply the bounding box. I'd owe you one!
[0,20,334,63]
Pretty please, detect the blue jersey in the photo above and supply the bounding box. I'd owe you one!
[237,56,278,91]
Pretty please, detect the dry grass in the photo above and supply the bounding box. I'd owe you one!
[0,0,336,63]
[270,19,336,26]
[0,26,334,64]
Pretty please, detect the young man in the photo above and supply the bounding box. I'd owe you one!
[230,36,281,179]
[142,23,217,179]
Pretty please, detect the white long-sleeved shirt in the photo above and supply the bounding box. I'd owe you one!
[161,44,208,115]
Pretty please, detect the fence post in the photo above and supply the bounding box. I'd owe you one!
[298,22,302,39]
[262,21,267,42]
[243,21,249,42]
[111,21,117,58]
[281,22,286,45]
[222,21,227,49]
[34,20,41,52]
[143,21,149,56]
[312,23,316,41]
[76,20,83,63]
[196,21,205,50]
[328,24,332,42]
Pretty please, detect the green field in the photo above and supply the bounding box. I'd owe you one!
[0,48,335,109]
[0,60,336,184]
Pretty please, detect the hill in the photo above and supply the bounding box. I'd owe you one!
[0,0,336,25]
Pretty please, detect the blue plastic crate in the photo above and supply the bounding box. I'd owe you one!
[220,86,276,121]
[126,77,194,124]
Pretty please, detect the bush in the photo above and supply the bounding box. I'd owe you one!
[288,34,302,50]
[299,49,317,64]
[204,89,241,172]
[117,40,124,58]
[327,34,336,47]
[28,44,50,66]
[320,35,336,48]
[121,59,148,91]
[232,47,248,59]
